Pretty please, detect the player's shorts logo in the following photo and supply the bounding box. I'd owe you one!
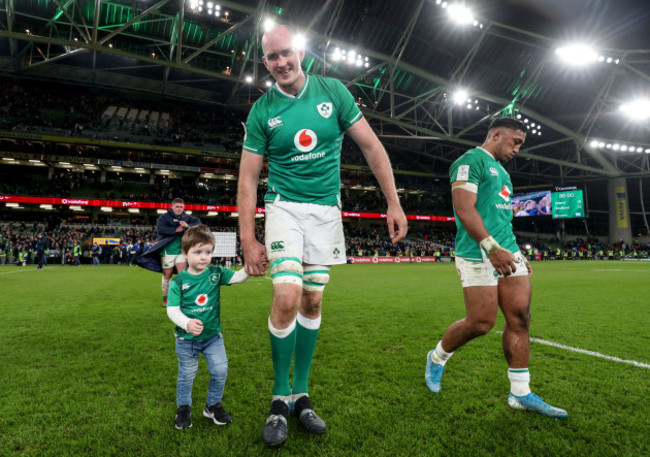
[316,102,332,119]
[270,241,285,251]
[294,129,317,152]
[195,293,209,306]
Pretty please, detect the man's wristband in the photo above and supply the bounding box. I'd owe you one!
[479,236,502,255]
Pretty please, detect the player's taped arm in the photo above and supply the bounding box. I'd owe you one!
[167,306,191,332]
[479,236,502,255]
[227,268,250,284]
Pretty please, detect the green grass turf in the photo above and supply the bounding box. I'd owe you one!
[0,261,648,456]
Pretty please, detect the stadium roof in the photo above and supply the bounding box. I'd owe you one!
[1,0,649,184]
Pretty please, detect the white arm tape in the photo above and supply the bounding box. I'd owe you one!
[167,306,191,332]
[228,268,250,284]
[452,182,478,193]
[479,235,502,255]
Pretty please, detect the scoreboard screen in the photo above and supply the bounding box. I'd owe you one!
[551,190,585,219]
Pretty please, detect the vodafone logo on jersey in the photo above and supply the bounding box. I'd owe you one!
[294,129,317,152]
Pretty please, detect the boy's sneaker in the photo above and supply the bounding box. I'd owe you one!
[508,392,568,418]
[425,349,445,393]
[262,399,289,448]
[203,402,232,425]
[293,395,326,434]
[175,405,192,430]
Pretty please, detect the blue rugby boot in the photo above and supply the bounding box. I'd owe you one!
[508,392,568,418]
[425,349,445,393]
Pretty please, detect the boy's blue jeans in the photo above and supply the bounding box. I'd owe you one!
[175,333,228,408]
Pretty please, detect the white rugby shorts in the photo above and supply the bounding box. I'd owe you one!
[265,200,346,265]
[162,253,187,270]
[455,250,528,287]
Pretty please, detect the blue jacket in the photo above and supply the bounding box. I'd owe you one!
[36,236,47,253]
[135,209,201,273]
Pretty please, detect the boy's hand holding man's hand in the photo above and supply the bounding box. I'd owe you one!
[186,319,204,336]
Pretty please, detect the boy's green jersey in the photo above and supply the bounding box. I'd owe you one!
[449,147,519,261]
[167,265,235,340]
[243,74,363,206]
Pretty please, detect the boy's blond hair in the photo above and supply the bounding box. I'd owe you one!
[181,225,215,254]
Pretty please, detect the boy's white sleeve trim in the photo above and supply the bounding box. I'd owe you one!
[228,269,250,284]
[167,306,191,331]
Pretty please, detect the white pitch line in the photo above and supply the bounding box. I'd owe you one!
[496,331,650,369]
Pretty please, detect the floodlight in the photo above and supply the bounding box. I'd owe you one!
[637,147,643,153]
[620,99,650,120]
[447,4,475,25]
[613,144,620,151]
[598,142,604,148]
[590,140,598,148]
[452,89,468,105]
[265,80,273,87]
[621,145,628,152]
[263,18,275,32]
[245,75,253,83]
[555,44,598,66]
[292,33,306,50]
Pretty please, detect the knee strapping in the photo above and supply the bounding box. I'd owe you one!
[270,257,303,286]
[302,265,330,292]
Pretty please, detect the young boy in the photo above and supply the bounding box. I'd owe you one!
[166,225,250,430]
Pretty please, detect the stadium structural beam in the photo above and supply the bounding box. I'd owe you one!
[183,16,253,64]
[362,109,614,177]
[52,0,90,43]
[98,0,170,46]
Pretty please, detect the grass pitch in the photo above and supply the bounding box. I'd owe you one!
[1,261,648,456]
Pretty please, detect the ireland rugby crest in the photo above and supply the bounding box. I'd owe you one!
[317,102,332,119]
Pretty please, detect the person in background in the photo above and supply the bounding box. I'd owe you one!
[136,198,201,306]
[35,233,48,270]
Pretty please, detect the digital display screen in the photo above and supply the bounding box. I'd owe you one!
[511,191,552,217]
[551,190,585,219]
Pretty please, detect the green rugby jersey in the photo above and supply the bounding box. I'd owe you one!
[162,236,182,256]
[167,265,235,340]
[243,74,363,206]
[449,147,518,261]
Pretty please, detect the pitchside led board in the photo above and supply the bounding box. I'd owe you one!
[511,188,584,219]
[211,232,237,258]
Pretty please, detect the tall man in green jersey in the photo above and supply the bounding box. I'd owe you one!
[237,25,408,448]
[425,118,567,418]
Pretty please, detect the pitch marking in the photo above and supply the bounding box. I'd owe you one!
[496,331,649,369]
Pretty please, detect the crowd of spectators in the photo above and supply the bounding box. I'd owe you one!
[2,218,649,268]
[1,77,247,151]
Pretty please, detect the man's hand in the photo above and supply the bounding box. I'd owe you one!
[175,226,184,232]
[387,203,408,243]
[488,248,517,276]
[242,239,268,276]
[179,221,189,228]
[186,319,204,336]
